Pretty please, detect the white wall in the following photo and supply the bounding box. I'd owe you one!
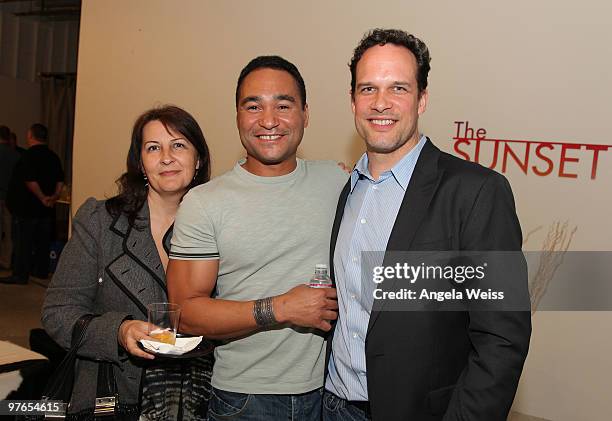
[74,1,612,419]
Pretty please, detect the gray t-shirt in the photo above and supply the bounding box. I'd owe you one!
[171,159,348,394]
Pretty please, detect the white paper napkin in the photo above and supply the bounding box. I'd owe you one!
[140,336,203,356]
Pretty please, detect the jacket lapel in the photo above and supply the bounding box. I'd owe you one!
[122,207,167,294]
[329,181,351,286]
[105,202,167,317]
[366,139,445,336]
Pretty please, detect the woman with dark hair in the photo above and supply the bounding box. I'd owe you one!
[42,105,212,420]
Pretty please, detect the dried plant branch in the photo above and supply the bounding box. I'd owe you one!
[523,225,543,246]
[529,221,577,314]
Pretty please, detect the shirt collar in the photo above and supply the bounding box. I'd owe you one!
[350,135,427,193]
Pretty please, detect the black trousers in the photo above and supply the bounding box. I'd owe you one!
[12,215,53,281]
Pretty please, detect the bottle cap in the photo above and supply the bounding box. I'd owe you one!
[315,264,328,270]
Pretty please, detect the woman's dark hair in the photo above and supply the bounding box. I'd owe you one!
[105,105,211,227]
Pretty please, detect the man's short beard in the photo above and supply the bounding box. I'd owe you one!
[248,154,289,165]
[365,136,410,155]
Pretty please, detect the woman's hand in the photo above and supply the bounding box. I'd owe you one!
[118,320,155,360]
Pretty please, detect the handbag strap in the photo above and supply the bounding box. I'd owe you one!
[97,361,118,396]
[70,315,119,417]
[94,361,118,417]
[71,314,97,349]
[43,314,124,418]
[42,314,98,401]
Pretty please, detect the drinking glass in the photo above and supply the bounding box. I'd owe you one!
[147,302,181,345]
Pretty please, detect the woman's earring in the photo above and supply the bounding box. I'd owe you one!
[143,173,149,187]
[193,161,200,181]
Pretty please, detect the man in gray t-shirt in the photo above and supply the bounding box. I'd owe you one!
[168,56,347,421]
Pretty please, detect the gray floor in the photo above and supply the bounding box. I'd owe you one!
[0,268,48,348]
[509,412,551,421]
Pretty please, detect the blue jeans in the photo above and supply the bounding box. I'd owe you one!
[207,387,322,421]
[322,390,371,421]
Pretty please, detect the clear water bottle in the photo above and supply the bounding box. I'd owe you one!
[309,264,333,288]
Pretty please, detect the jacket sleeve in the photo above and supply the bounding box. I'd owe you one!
[444,173,532,421]
[41,198,131,364]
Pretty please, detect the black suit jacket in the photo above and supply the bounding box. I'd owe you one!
[326,139,531,421]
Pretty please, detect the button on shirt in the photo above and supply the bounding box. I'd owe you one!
[325,135,427,401]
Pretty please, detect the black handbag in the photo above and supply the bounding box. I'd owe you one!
[39,314,122,420]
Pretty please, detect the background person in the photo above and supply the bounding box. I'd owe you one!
[9,131,26,155]
[0,125,20,269]
[42,105,213,420]
[1,123,64,284]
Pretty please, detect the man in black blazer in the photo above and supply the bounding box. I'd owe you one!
[323,29,531,421]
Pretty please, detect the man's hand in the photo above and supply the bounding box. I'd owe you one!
[41,196,55,207]
[337,161,352,174]
[274,284,338,331]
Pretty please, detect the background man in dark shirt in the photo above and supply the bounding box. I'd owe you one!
[10,131,26,155]
[1,123,64,284]
[0,125,20,269]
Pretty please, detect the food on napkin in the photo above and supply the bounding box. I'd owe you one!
[140,336,203,355]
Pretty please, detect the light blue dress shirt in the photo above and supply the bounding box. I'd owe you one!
[325,135,427,401]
